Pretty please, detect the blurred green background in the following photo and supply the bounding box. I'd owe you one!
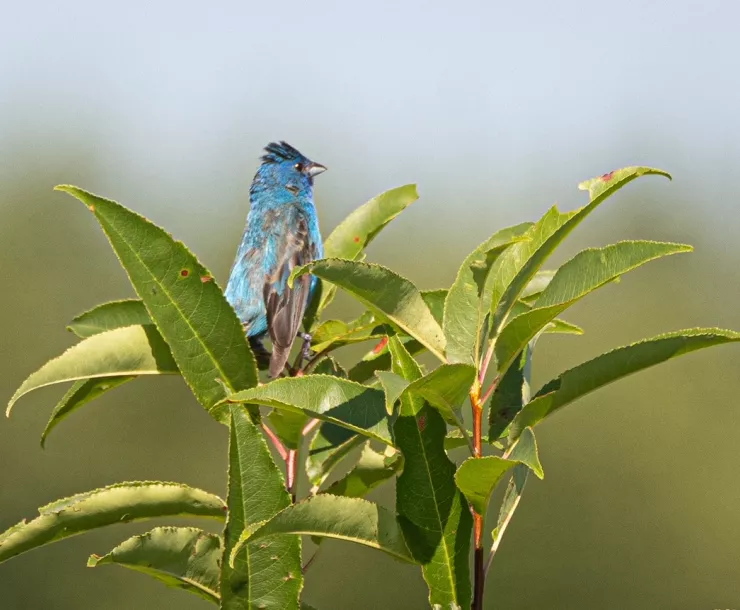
[2,1,740,608]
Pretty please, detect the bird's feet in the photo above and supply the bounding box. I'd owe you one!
[298,332,313,362]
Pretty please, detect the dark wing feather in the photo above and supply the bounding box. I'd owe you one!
[264,216,313,377]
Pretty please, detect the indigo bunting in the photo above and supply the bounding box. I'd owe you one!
[225,141,326,377]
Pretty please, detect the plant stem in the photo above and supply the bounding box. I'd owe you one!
[479,343,495,384]
[302,418,321,437]
[469,379,485,610]
[480,374,499,406]
[302,545,323,573]
[471,383,483,459]
[301,348,330,374]
[262,423,288,461]
[286,449,297,503]
[473,546,485,610]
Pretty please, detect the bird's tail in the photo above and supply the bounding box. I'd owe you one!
[269,344,291,378]
[248,336,271,371]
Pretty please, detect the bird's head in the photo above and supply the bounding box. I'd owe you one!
[252,141,326,202]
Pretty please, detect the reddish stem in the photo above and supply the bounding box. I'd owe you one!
[479,343,495,384]
[480,375,500,408]
[262,424,288,461]
[302,418,321,437]
[286,449,297,503]
[470,380,486,610]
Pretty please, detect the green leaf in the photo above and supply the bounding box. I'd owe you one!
[375,370,410,415]
[323,185,419,260]
[316,185,419,318]
[221,405,301,610]
[267,409,309,452]
[310,312,384,353]
[421,289,448,327]
[231,495,415,565]
[7,325,178,416]
[495,241,691,375]
[454,458,518,516]
[0,482,225,565]
[56,186,258,416]
[511,328,740,439]
[322,444,403,498]
[444,430,503,451]
[489,316,558,443]
[488,350,529,442]
[489,314,548,442]
[507,427,543,479]
[546,318,584,335]
[221,375,393,446]
[403,363,476,426]
[300,360,361,490]
[519,270,557,303]
[306,429,365,490]
[40,376,134,448]
[500,300,584,337]
[489,167,672,335]
[390,338,472,609]
[88,527,221,604]
[489,428,542,558]
[258,355,349,451]
[490,464,528,558]
[388,335,423,383]
[293,259,446,361]
[67,299,151,338]
[454,428,542,515]
[312,356,348,378]
[347,339,424,383]
[443,223,532,366]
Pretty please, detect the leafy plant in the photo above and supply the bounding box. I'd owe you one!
[3,168,738,609]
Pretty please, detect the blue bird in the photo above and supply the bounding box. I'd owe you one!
[225,141,326,377]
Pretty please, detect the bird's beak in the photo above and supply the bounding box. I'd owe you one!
[306,162,327,177]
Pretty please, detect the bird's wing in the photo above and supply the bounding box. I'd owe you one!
[263,214,318,377]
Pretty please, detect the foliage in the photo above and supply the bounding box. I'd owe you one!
[3,167,738,609]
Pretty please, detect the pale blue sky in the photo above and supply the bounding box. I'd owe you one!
[1,0,738,264]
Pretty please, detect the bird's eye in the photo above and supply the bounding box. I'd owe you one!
[294,163,304,172]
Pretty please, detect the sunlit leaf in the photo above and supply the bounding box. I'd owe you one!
[495,241,691,375]
[390,338,472,608]
[231,495,416,565]
[402,363,476,426]
[323,444,403,498]
[454,428,543,515]
[376,370,410,416]
[315,185,419,318]
[519,270,557,303]
[40,376,134,447]
[443,223,531,366]
[88,527,221,604]
[310,312,385,353]
[489,167,672,335]
[421,289,448,326]
[293,259,446,361]
[0,482,225,565]
[306,430,365,490]
[489,428,542,559]
[510,328,740,439]
[221,405,301,609]
[56,186,258,418]
[7,325,177,416]
[220,376,393,445]
[67,299,151,338]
